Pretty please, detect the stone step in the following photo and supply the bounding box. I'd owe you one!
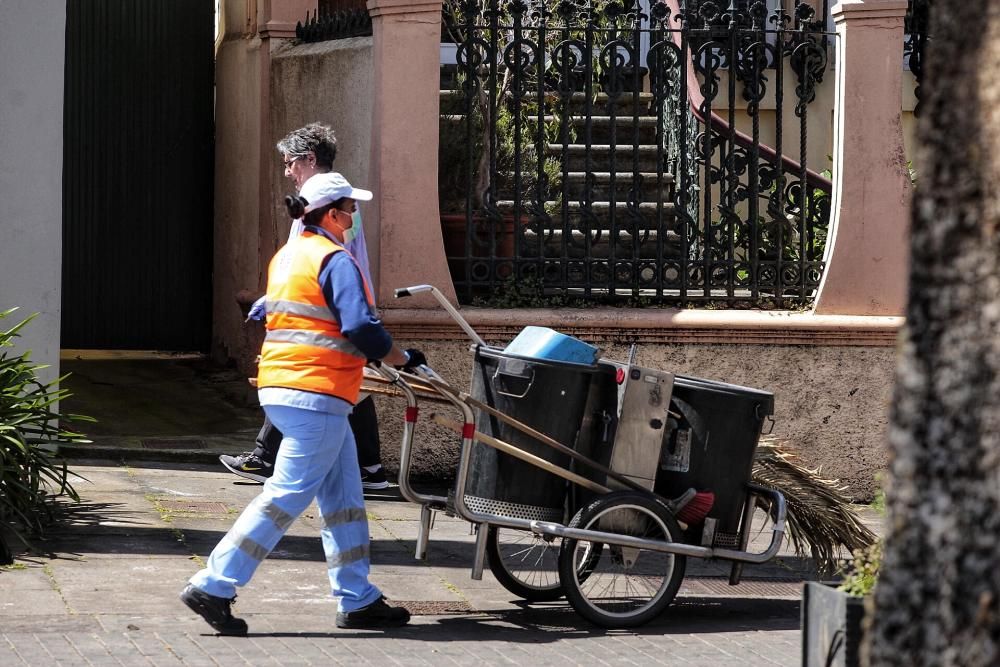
[547,143,664,171]
[515,228,684,260]
[438,89,656,115]
[490,170,675,202]
[563,171,674,185]
[439,113,659,127]
[441,112,660,144]
[447,227,683,260]
[522,225,683,245]
[494,199,677,218]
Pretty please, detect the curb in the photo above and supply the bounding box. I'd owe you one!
[55,443,454,486]
[57,443,228,465]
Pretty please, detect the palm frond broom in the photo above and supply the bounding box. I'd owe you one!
[751,436,877,574]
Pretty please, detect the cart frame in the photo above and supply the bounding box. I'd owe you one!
[368,285,788,626]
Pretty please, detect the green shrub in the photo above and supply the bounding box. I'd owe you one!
[838,542,881,597]
[0,308,92,552]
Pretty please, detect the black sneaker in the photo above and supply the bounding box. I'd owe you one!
[219,452,273,483]
[179,584,248,636]
[336,596,410,629]
[360,467,390,490]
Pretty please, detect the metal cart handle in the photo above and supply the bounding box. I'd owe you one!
[394,284,486,347]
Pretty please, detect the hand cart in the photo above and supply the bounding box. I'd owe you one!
[364,285,787,629]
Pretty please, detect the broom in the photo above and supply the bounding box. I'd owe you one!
[673,488,715,525]
[751,436,877,574]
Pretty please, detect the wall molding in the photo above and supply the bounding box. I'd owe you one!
[381,308,903,346]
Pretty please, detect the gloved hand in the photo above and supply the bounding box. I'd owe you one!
[246,296,266,322]
[400,348,427,372]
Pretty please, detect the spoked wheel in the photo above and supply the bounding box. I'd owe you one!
[558,491,686,628]
[486,525,565,601]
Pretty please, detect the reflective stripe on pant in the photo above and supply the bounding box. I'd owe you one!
[189,404,381,612]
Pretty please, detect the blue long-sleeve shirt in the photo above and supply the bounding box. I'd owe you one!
[316,237,392,360]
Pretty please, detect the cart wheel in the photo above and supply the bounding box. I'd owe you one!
[558,490,686,629]
[486,526,565,602]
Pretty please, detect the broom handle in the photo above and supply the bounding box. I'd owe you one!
[460,393,652,496]
[359,382,454,405]
[430,413,611,495]
[392,372,678,507]
[363,370,438,395]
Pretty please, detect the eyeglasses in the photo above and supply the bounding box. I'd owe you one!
[282,156,305,169]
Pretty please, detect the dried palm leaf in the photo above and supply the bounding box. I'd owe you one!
[752,436,877,574]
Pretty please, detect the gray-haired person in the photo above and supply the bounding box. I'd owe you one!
[220,123,398,491]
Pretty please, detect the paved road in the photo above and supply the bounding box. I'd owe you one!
[0,461,815,666]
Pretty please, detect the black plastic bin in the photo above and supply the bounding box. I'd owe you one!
[463,346,604,522]
[654,375,774,546]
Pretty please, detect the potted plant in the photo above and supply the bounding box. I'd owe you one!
[743,440,883,667]
[802,543,880,667]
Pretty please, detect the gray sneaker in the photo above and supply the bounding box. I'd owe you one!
[219,452,273,483]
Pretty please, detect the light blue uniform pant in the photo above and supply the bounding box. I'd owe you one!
[189,404,381,612]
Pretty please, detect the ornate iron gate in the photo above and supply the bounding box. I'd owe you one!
[441,0,833,307]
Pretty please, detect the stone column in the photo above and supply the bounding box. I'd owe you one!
[366,0,457,306]
[813,0,911,316]
[0,0,64,385]
[259,0,315,38]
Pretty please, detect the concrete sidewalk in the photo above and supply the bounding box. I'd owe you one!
[0,459,851,666]
[0,353,883,665]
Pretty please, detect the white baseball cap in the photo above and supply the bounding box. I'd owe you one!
[299,172,373,213]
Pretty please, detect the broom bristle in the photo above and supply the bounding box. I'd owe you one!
[675,490,714,524]
[752,436,877,574]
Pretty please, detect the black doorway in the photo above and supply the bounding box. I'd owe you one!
[62,0,215,350]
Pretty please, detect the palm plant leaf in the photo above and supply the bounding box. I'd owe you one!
[0,308,92,557]
[752,436,877,574]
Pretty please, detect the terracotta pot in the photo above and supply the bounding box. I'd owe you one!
[441,213,518,288]
[441,213,516,259]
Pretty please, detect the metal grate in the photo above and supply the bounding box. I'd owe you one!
[396,600,475,615]
[156,500,229,514]
[463,495,563,522]
[680,577,803,598]
[712,530,741,549]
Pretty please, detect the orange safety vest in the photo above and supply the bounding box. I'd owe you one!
[257,230,375,404]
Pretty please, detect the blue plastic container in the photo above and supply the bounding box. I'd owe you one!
[502,326,599,365]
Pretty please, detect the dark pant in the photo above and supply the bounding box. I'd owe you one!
[252,395,382,468]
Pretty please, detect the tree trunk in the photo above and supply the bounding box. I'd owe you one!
[867,1,1000,665]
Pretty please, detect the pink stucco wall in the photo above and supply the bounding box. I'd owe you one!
[814,0,912,316]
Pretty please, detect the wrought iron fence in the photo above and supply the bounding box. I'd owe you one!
[440,0,834,307]
[297,2,372,43]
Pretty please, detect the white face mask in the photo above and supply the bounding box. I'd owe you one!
[342,208,362,245]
